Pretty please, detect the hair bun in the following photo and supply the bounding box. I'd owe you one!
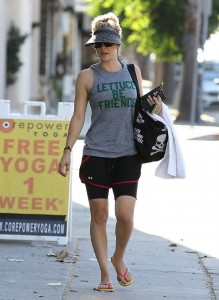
[92,12,122,36]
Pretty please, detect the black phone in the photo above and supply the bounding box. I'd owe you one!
[140,82,166,113]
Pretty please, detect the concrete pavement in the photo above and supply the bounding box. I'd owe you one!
[1,122,219,300]
[63,201,218,300]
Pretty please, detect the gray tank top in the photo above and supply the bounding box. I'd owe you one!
[83,62,137,158]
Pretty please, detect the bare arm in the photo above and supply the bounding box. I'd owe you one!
[58,68,93,177]
[134,65,144,97]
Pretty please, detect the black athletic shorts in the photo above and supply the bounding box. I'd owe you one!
[79,155,142,200]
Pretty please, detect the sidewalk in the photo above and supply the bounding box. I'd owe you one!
[1,123,219,300]
[63,201,219,300]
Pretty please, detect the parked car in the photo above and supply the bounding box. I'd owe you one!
[202,61,219,108]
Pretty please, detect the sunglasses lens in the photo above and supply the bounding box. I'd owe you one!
[106,43,114,47]
[94,43,101,48]
[94,43,114,48]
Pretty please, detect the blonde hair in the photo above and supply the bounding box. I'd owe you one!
[91,12,122,37]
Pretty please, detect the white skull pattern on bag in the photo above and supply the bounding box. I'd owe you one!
[150,134,167,156]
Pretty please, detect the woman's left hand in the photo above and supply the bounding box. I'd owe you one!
[147,95,163,115]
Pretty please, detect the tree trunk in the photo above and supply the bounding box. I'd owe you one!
[177,0,201,122]
[163,62,176,105]
[154,61,164,87]
[136,53,152,81]
[153,61,176,105]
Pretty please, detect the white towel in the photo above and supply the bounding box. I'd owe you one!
[148,103,186,179]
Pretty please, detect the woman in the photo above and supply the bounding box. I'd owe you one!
[58,12,162,292]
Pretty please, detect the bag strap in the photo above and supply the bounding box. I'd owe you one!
[127,64,140,99]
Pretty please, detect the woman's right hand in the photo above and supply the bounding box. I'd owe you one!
[58,151,71,177]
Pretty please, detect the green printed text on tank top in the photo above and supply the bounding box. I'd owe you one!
[97,80,136,110]
[97,81,135,93]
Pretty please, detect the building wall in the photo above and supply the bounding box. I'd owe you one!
[0,0,7,99]
[0,0,90,114]
[31,0,41,101]
[6,0,41,112]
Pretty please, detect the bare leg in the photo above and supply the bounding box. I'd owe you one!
[112,195,136,284]
[89,198,112,284]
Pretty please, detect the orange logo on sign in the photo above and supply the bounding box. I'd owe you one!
[0,119,14,133]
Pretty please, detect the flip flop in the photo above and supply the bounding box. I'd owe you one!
[94,282,114,292]
[111,256,133,286]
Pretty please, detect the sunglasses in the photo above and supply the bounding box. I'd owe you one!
[94,42,114,48]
